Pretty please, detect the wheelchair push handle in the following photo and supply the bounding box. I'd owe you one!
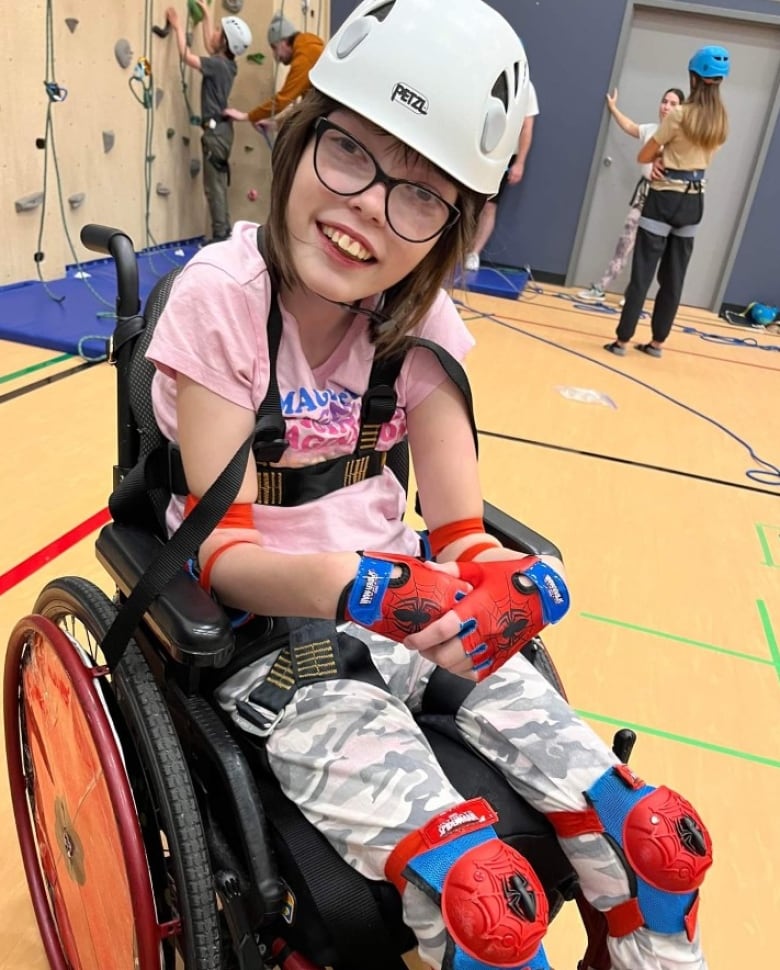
[80,224,140,318]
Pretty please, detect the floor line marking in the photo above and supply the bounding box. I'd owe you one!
[756,599,780,685]
[0,508,111,596]
[0,353,73,385]
[580,612,775,666]
[755,523,779,568]
[576,709,780,769]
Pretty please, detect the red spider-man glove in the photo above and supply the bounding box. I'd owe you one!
[454,557,570,680]
[338,552,471,642]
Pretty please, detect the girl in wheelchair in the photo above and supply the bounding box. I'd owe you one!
[146,1,712,967]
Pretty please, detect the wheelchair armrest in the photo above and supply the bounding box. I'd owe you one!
[95,523,236,667]
[483,501,562,560]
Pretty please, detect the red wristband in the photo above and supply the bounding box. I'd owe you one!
[185,493,255,530]
[428,517,485,557]
[457,541,499,562]
[199,540,255,593]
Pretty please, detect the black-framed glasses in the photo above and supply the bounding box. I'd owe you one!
[312,117,461,244]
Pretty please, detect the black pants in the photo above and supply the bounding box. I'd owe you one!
[202,121,234,240]
[616,188,703,345]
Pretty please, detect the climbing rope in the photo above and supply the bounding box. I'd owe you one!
[34,0,115,314]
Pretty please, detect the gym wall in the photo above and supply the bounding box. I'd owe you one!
[330,0,780,309]
[3,1,329,287]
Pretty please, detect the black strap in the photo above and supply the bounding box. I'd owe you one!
[257,774,408,970]
[101,432,252,670]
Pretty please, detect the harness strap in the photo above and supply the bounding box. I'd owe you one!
[663,167,706,183]
[236,618,389,734]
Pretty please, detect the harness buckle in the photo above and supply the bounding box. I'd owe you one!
[253,414,288,463]
[235,699,285,737]
[361,384,397,425]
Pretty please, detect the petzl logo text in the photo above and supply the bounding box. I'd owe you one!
[391,82,429,115]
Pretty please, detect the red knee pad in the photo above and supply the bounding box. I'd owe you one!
[548,766,712,941]
[442,838,549,966]
[386,799,549,967]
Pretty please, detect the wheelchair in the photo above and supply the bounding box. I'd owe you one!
[5,225,635,970]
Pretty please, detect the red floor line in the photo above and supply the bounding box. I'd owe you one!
[0,508,111,596]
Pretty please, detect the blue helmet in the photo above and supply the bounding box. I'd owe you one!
[747,303,778,326]
[689,45,730,79]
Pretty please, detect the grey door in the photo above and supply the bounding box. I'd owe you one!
[571,5,780,308]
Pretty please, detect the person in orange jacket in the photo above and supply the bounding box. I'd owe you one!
[224,12,324,131]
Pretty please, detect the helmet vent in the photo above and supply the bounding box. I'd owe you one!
[491,73,509,111]
[367,1,395,22]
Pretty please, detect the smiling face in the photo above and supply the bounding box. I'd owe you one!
[283,109,459,308]
[659,89,682,120]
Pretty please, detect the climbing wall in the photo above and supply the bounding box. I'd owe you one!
[3,0,329,287]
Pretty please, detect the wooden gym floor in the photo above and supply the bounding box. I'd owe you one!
[1,281,778,969]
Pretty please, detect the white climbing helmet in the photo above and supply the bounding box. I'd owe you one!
[309,0,530,195]
[221,16,252,57]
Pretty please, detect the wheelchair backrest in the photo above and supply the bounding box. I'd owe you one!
[114,268,182,538]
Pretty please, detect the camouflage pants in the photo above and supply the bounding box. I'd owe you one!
[217,627,708,970]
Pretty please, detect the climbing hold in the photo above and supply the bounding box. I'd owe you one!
[156,183,171,197]
[182,136,191,147]
[152,21,171,39]
[102,130,115,154]
[190,159,202,178]
[247,188,258,202]
[65,18,79,33]
[155,87,165,109]
[224,0,244,12]
[68,193,86,210]
[244,144,255,152]
[166,127,175,139]
[247,52,265,66]
[15,192,45,213]
[114,39,133,70]
[187,0,204,26]
[36,137,46,149]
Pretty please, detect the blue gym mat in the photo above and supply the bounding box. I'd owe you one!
[0,239,202,360]
[458,265,529,300]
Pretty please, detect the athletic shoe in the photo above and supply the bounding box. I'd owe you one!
[464,252,480,271]
[577,284,606,302]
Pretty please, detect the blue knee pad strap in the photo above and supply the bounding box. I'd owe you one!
[450,943,551,970]
[585,766,712,938]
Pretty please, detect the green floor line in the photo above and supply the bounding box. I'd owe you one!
[755,523,779,568]
[580,612,774,666]
[757,599,780,684]
[576,710,780,769]
[0,354,73,386]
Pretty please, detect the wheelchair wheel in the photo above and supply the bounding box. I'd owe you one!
[5,576,222,970]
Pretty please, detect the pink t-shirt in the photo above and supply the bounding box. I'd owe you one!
[147,221,474,556]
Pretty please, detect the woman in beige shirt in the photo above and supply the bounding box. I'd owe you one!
[605,46,729,358]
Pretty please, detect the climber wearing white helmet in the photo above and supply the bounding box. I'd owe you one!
[165,2,252,241]
[148,4,713,969]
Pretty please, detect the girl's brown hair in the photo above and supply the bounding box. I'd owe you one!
[263,89,488,357]
[681,74,729,152]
